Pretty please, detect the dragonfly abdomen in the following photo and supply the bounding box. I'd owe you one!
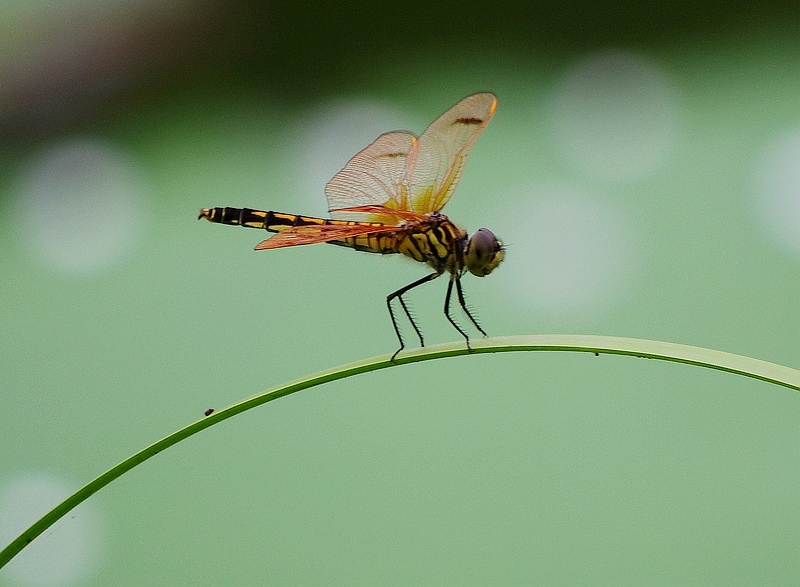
[199,207,378,232]
[331,233,401,255]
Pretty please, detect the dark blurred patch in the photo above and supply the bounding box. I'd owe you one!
[0,0,796,144]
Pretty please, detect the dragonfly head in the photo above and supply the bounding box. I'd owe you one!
[465,228,504,277]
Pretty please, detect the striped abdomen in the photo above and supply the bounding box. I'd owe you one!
[199,206,398,254]
[199,206,466,272]
[198,207,378,232]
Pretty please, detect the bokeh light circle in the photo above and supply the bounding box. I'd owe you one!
[751,128,800,259]
[0,473,103,586]
[292,98,421,215]
[549,50,679,181]
[13,140,147,275]
[500,185,637,317]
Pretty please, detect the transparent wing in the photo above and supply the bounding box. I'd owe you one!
[404,92,497,213]
[324,93,497,219]
[325,131,416,220]
[332,205,428,223]
[254,223,398,250]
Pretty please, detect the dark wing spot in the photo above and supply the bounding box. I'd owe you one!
[452,117,484,126]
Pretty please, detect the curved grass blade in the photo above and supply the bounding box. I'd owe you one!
[1,334,798,567]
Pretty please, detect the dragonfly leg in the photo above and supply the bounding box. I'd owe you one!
[388,271,442,360]
[397,296,422,346]
[444,276,473,350]
[455,276,487,337]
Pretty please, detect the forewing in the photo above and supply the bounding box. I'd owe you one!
[325,131,416,219]
[254,223,395,250]
[404,92,497,213]
[332,205,428,224]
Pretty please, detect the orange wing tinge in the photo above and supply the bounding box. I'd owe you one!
[324,93,497,218]
[254,222,397,250]
[407,93,497,213]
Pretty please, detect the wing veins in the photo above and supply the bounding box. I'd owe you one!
[254,223,397,250]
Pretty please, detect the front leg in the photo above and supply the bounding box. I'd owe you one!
[443,275,473,351]
[454,275,487,337]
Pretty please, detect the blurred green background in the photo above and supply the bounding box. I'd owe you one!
[1,1,798,585]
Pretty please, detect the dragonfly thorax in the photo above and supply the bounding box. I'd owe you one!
[392,215,503,279]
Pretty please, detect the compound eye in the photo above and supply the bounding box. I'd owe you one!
[465,228,504,277]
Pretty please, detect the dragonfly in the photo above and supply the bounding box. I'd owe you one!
[199,92,504,359]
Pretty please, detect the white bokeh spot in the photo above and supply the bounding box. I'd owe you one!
[291,97,421,215]
[13,140,147,275]
[751,128,800,258]
[549,50,679,181]
[0,473,103,586]
[501,185,636,316]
